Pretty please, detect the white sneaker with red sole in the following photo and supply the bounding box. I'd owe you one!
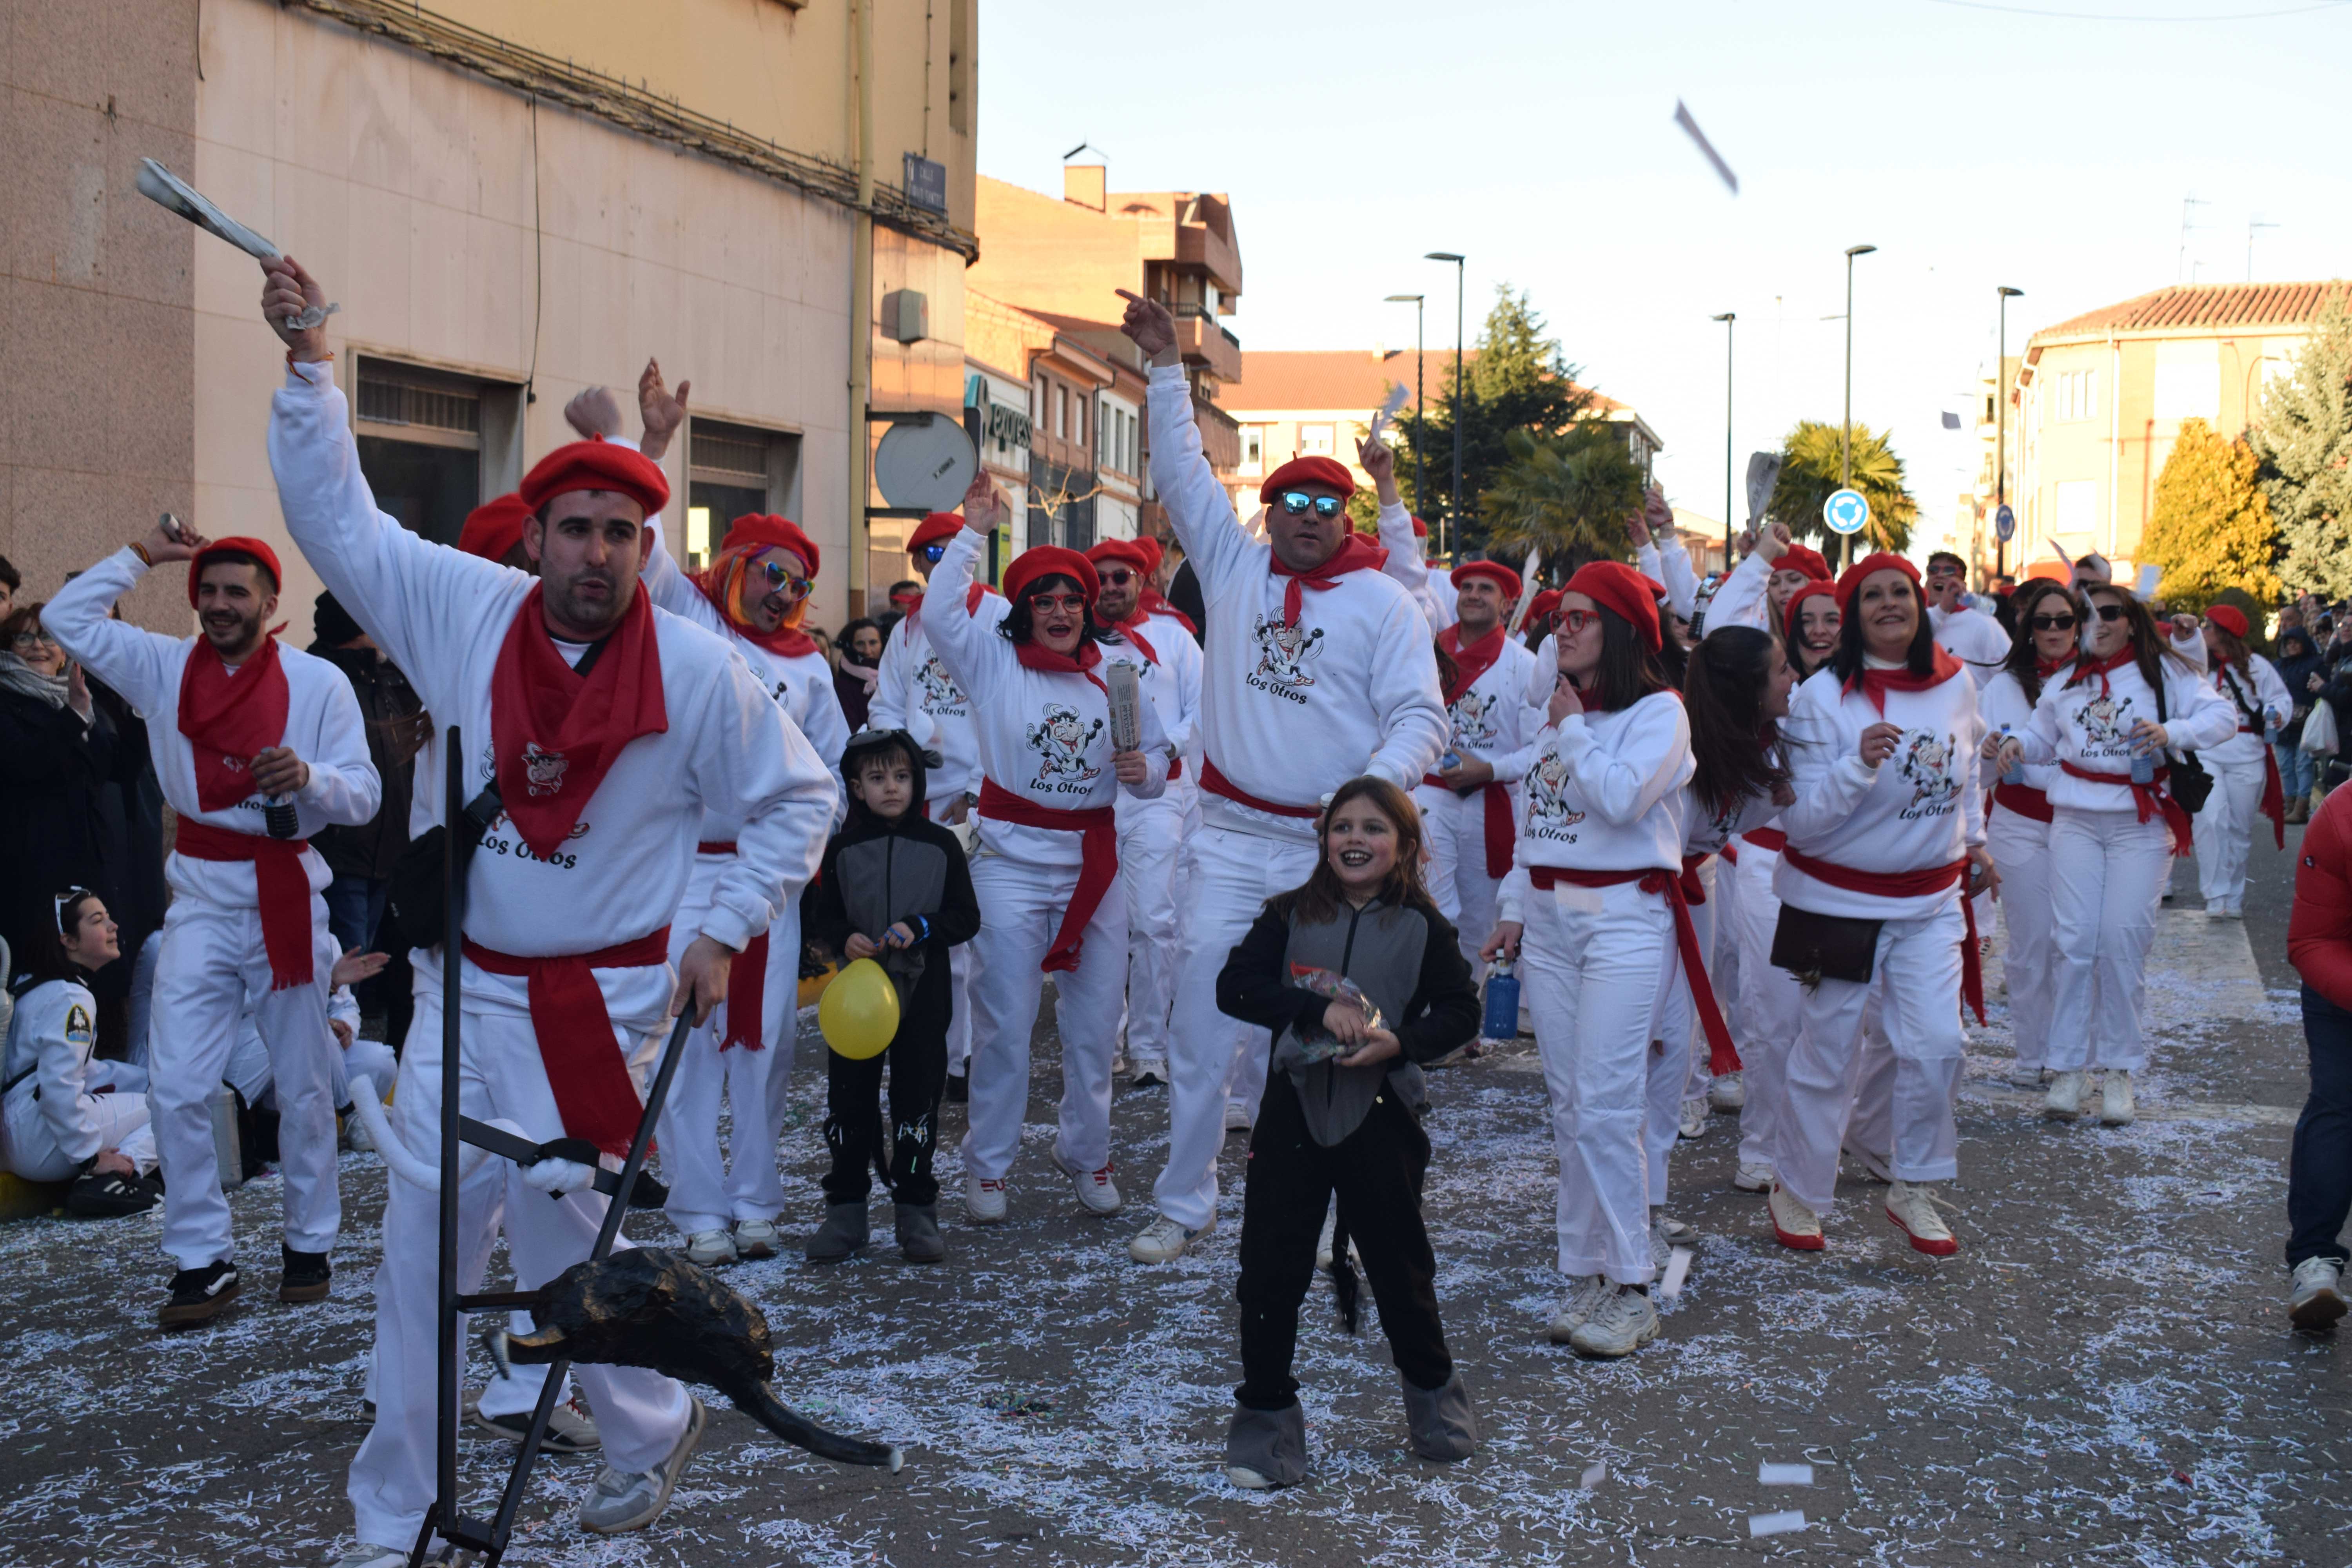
[1885,1179,1958,1256]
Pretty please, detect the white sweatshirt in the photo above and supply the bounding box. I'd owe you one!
[922,527,1167,869]
[1430,629,1547,786]
[1774,662,1988,920]
[1635,538,1699,623]
[2,980,116,1166]
[2205,657,2291,766]
[1147,364,1449,842]
[1701,549,1775,634]
[44,549,381,909]
[267,361,834,976]
[1679,779,1784,860]
[2012,652,2239,813]
[869,581,1008,806]
[639,514,848,841]
[1375,500,1458,635]
[1928,602,2013,689]
[1977,666,2066,798]
[1496,691,1694,921]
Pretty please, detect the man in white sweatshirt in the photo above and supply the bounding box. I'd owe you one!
[1924,552,2012,688]
[45,527,380,1328]
[1375,507,1458,634]
[260,256,836,1564]
[1118,289,1449,1264]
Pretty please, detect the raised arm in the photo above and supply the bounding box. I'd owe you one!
[1125,291,1254,599]
[42,528,194,714]
[1705,535,1776,634]
[1160,626,1203,759]
[868,617,917,731]
[915,488,1007,709]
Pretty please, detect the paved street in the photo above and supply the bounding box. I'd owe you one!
[2,835,2341,1568]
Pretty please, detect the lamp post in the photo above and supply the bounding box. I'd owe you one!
[1711,311,1735,573]
[1994,285,2024,582]
[1840,243,1877,570]
[1385,293,1426,522]
[1427,251,1466,562]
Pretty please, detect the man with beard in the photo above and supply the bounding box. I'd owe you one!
[1118,289,1448,1264]
[259,255,835,1562]
[44,523,380,1327]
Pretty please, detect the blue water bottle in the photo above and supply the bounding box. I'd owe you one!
[1482,959,1521,1042]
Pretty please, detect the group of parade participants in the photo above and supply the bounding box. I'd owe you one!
[7,258,2290,1557]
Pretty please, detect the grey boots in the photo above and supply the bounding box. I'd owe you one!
[1223,1375,1478,1488]
[1399,1371,1478,1462]
[895,1203,946,1263]
[804,1203,869,1263]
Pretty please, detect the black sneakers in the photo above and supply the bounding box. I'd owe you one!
[279,1245,333,1303]
[65,1169,162,1218]
[160,1260,241,1327]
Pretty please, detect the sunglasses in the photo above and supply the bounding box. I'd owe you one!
[759,560,813,596]
[1099,568,1136,586]
[2093,604,2125,622]
[53,886,97,933]
[2029,613,2078,632]
[1277,491,1345,521]
[919,543,947,564]
[1027,592,1088,615]
[1558,608,1601,635]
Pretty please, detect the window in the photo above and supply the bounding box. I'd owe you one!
[2052,368,2098,423]
[1298,423,1335,457]
[1057,385,1069,441]
[1240,426,1264,476]
[687,417,802,572]
[1076,395,1088,454]
[353,358,520,548]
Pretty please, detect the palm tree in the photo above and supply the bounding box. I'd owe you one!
[1766,420,1918,553]
[1479,424,1646,578]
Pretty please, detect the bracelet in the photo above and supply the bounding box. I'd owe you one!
[127,540,152,567]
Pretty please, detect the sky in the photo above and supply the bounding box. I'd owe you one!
[980,0,2352,548]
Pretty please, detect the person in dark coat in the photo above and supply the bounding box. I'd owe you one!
[0,603,123,987]
[832,617,884,731]
[2276,626,2326,822]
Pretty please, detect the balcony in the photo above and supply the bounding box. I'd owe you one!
[1192,391,1241,474]
[1171,304,1243,382]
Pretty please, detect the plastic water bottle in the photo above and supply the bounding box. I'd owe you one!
[263,793,299,840]
[1440,750,1463,773]
[1482,960,1521,1042]
[1996,725,2017,782]
[2130,745,2156,786]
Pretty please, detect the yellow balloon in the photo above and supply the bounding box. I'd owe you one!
[818,958,900,1060]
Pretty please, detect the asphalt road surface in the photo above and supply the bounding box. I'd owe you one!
[2,827,2341,1567]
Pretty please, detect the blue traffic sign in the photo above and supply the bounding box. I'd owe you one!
[1823,488,1871,536]
[1994,503,2016,542]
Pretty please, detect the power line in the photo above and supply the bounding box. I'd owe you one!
[1925,0,2347,18]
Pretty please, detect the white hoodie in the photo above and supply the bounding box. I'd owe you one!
[2011,650,2238,813]
[1496,690,1694,922]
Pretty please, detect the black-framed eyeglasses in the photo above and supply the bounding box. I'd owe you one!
[919,543,947,564]
[9,629,58,649]
[2029,614,2078,632]
[2093,604,2125,623]
[1277,491,1345,521]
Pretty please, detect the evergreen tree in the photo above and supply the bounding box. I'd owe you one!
[1764,420,1919,554]
[2140,417,2280,613]
[2252,290,2352,600]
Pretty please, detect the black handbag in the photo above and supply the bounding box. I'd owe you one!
[2160,679,2216,816]
[1770,904,1884,987]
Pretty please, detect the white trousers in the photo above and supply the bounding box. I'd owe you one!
[961,851,1127,1183]
[333,1039,400,1112]
[1643,858,1717,1200]
[2193,751,2270,913]
[1116,784,1193,1065]
[1732,845,1801,1172]
[929,796,980,1074]
[657,856,802,1237]
[1152,824,1319,1230]
[1710,851,1743,1061]
[2047,807,2172,1072]
[1414,782,1506,981]
[1987,804,2057,1072]
[4,1066,156,1181]
[1523,877,1673,1285]
[1772,902,1965,1214]
[148,888,341,1270]
[349,984,689,1552]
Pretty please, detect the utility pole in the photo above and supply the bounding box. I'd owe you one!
[1427,252,1466,562]
[1995,285,2023,582]
[1385,293,1426,517]
[1712,312,1735,571]
[1841,244,1876,571]
[2178,194,2209,284]
[2248,216,2281,282]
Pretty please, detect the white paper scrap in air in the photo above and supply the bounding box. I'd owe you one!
[1673,100,1740,194]
[1659,1245,1694,1301]
[1579,1461,1607,1490]
[1759,1461,1815,1486]
[1749,1510,1808,1537]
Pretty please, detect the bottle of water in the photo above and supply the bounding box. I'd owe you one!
[263,793,299,840]
[1482,959,1521,1042]
[2130,744,2156,786]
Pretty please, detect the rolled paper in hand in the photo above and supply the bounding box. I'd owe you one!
[1106,661,1143,753]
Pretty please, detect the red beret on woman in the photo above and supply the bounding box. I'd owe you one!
[1563,561,1667,652]
[2205,604,2249,640]
[1780,543,1832,582]
[1004,546,1100,605]
[1834,552,1922,614]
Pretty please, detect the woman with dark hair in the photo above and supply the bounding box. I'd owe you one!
[927,475,1171,1226]
[1781,581,1842,682]
[1212,775,1481,1488]
[1974,578,2080,1089]
[2193,606,2291,918]
[1996,582,2236,1126]
[1770,555,1994,1257]
[833,617,885,731]
[2275,625,2325,822]
[1481,561,1694,1358]
[0,604,124,986]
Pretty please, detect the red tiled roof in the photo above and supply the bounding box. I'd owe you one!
[2033,281,2347,341]
[1220,348,1623,417]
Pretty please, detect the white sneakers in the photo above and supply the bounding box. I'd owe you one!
[1885,1179,1958,1257]
[2205,900,2242,920]
[683,1229,737,1268]
[2010,1060,2047,1089]
[1649,1212,1697,1274]
[2290,1256,2349,1332]
[1223,1102,1253,1134]
[1677,1095,1710,1139]
[1733,1160,1774,1193]
[2044,1070,2086,1120]
[1568,1285,1659,1358]
[1768,1182,1823,1251]
[1128,1212,1213,1263]
[327,1546,409,1568]
[964,1175,1008,1224]
[1131,1057,1169,1087]
[2100,1070,2136,1126]
[732,1218,780,1259]
[1709,1071,1746,1111]
[1546,1274,1610,1343]
[579,1396,706,1534]
[1049,1145,1123,1216]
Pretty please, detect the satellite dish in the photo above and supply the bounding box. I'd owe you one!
[874,417,978,512]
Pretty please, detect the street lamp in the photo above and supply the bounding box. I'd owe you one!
[1840,243,1877,570]
[1711,311,1735,573]
[1994,285,2024,582]
[1427,251,1466,562]
[1385,293,1426,522]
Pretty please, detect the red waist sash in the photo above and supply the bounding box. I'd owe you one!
[1742,827,1788,853]
[462,927,672,1158]
[1419,768,1516,879]
[173,818,316,990]
[1778,847,1984,1024]
[1991,782,2054,824]
[976,779,1118,973]
[696,842,771,1052]
[1200,758,1320,820]
[2058,759,2193,856]
[1528,864,1737,1074]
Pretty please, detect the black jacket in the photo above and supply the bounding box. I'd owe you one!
[305,642,425,880]
[801,773,980,1051]
[0,689,123,982]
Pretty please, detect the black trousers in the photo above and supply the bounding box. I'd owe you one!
[1235,1072,1453,1410]
[2290,985,2352,1269]
[822,1024,947,1207]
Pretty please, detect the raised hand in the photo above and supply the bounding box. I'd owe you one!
[638,358,691,463]
[1357,434,1396,488]
[142,512,206,565]
[259,255,332,362]
[1756,521,1791,563]
[564,386,624,442]
[960,466,998,532]
[1115,288,1178,364]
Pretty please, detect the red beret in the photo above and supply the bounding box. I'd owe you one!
[1783,579,1841,643]
[1450,559,1522,596]
[458,493,533,562]
[1777,544,1832,583]
[187,536,283,606]
[1411,514,1430,539]
[1526,588,1562,626]
[1259,455,1356,502]
[1004,546,1100,605]
[2205,604,2248,639]
[1564,561,1666,653]
[1135,536,1165,575]
[721,514,819,579]
[909,512,964,553]
[518,436,669,517]
[1835,552,1922,615]
[1086,539,1154,575]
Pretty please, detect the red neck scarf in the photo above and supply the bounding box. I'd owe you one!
[490,586,669,861]
[1270,534,1388,627]
[695,548,816,658]
[1437,624,1506,704]
[1138,587,1196,635]
[178,634,291,811]
[2036,653,2072,677]
[2065,644,2140,697]
[1843,644,1965,715]
[1014,635,1109,698]
[1109,613,1161,666]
